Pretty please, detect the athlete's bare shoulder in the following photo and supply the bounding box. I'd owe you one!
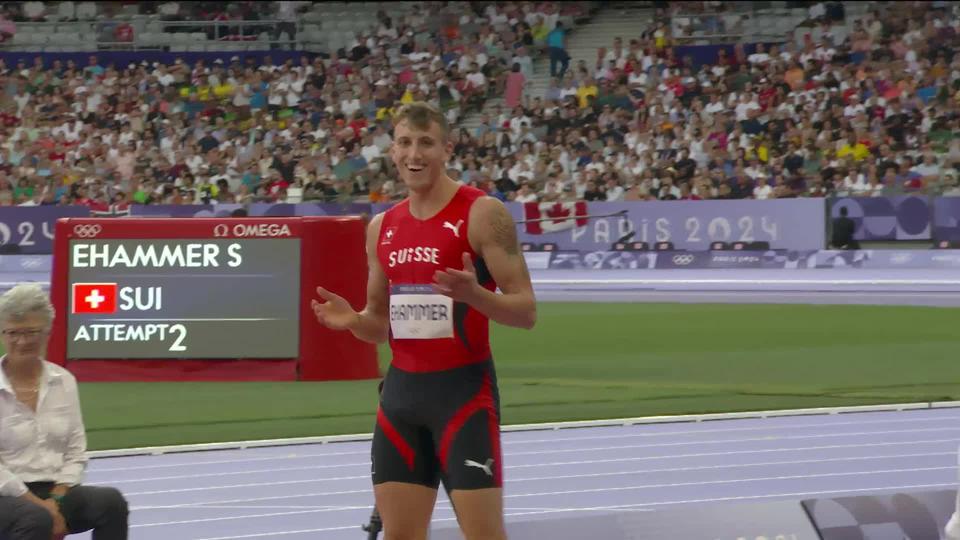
[365,212,386,258]
[468,195,510,222]
[368,211,386,235]
[467,196,517,255]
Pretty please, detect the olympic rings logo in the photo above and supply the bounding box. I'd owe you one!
[672,254,695,266]
[73,224,102,238]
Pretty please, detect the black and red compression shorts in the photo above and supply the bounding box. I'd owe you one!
[371,358,502,491]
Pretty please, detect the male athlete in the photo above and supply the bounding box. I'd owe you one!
[312,102,536,540]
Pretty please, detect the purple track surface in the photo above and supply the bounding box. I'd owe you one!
[22,267,958,538]
[66,407,960,540]
[529,269,960,306]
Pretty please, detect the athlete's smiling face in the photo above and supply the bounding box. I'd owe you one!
[391,119,453,193]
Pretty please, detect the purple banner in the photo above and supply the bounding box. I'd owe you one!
[934,197,960,242]
[127,200,827,252]
[541,249,960,270]
[248,202,374,217]
[656,251,712,269]
[512,199,826,251]
[56,196,957,257]
[0,206,90,254]
[829,196,932,240]
[0,255,52,273]
[129,204,243,218]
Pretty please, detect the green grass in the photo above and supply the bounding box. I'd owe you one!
[71,303,960,450]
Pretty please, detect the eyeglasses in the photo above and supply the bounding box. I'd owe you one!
[1,328,46,341]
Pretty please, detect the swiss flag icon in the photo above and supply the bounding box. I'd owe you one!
[72,283,118,314]
[380,226,398,245]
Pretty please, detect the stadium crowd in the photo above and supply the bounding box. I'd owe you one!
[0,1,956,209]
[461,0,960,203]
[0,1,590,208]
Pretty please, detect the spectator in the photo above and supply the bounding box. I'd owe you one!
[504,63,526,109]
[0,284,129,540]
[753,175,773,199]
[272,1,302,50]
[0,9,16,42]
[1,0,956,208]
[547,22,570,78]
[830,206,859,249]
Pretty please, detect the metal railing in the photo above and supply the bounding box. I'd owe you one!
[668,6,805,45]
[5,18,311,51]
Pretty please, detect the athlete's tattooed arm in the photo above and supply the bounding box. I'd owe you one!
[463,197,537,329]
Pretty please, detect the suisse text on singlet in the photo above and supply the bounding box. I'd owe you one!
[387,246,440,268]
[72,243,243,268]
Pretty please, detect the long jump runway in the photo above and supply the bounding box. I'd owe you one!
[68,406,960,539]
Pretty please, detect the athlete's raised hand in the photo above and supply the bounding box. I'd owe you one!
[432,252,480,302]
[312,286,359,331]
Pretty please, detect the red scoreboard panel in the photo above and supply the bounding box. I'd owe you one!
[48,217,379,382]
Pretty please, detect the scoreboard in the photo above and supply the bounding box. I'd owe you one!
[68,238,300,358]
[48,217,378,382]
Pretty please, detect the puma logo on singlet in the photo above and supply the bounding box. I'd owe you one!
[443,219,464,238]
[464,458,494,476]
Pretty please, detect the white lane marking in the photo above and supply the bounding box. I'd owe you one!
[94,425,960,483]
[126,451,955,511]
[120,438,960,496]
[169,482,960,537]
[106,450,954,488]
[89,415,960,473]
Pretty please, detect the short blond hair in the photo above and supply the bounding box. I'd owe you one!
[392,101,449,138]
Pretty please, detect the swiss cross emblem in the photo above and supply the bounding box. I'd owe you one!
[381,226,398,245]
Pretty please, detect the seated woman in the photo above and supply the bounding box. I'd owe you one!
[0,284,128,539]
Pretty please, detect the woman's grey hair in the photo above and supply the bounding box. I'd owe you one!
[0,283,55,330]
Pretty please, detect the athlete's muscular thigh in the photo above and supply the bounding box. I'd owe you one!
[374,482,438,540]
[372,381,441,489]
[444,408,507,540]
[427,361,502,491]
[449,488,507,540]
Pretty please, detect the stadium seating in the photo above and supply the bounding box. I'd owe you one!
[0,1,955,207]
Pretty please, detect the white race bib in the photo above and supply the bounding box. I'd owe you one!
[389,285,454,339]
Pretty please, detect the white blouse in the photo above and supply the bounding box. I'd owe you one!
[0,358,87,497]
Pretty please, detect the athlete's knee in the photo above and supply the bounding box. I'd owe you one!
[378,506,431,540]
[453,501,506,540]
[461,523,507,540]
[376,483,437,540]
[449,490,506,540]
[383,527,430,540]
